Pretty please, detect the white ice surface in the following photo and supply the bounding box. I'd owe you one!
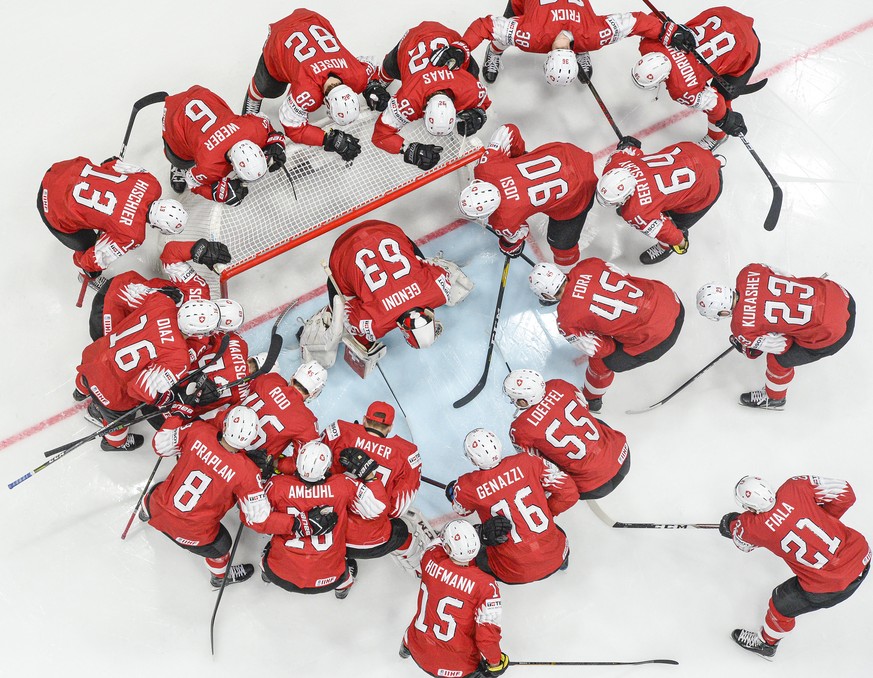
[1,1,872,676]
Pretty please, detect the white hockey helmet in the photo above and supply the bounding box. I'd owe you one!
[441,519,481,564]
[177,299,221,336]
[228,140,268,181]
[503,369,546,409]
[214,298,245,332]
[528,263,567,303]
[458,180,501,218]
[147,199,188,235]
[397,307,442,349]
[424,93,456,136]
[464,428,502,470]
[631,52,672,90]
[596,168,637,207]
[297,440,332,482]
[695,283,736,321]
[222,405,261,449]
[734,476,777,513]
[324,84,360,126]
[543,48,578,87]
[292,360,328,402]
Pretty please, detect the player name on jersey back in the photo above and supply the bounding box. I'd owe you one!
[193,441,236,482]
[474,465,526,500]
[423,558,476,595]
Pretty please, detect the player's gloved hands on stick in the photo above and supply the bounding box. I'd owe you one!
[498,236,525,259]
[264,131,287,171]
[364,81,390,112]
[479,653,510,677]
[716,109,747,137]
[185,376,223,407]
[191,239,232,271]
[671,229,690,256]
[212,177,248,206]
[339,447,379,481]
[403,143,443,171]
[729,335,762,359]
[324,129,362,162]
[456,108,487,136]
[719,512,741,539]
[444,480,457,503]
[295,506,339,537]
[660,21,697,52]
[479,515,512,546]
[616,135,642,151]
[245,449,275,480]
[155,286,184,305]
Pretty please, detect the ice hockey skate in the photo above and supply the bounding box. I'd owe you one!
[739,388,786,410]
[210,563,255,589]
[731,629,778,659]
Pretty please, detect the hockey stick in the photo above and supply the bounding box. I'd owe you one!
[582,79,624,141]
[422,476,448,490]
[280,164,298,200]
[625,345,733,414]
[210,521,245,655]
[75,276,90,309]
[510,659,678,666]
[588,500,717,529]
[740,134,782,231]
[119,91,168,159]
[377,363,409,419]
[481,225,537,268]
[453,254,511,408]
[120,457,162,540]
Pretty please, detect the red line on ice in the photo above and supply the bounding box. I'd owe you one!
[4,19,873,452]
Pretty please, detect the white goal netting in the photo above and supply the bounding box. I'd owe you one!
[164,110,482,296]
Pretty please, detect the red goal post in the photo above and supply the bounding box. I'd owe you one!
[164,111,483,297]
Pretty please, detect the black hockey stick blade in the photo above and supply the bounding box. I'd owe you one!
[210,522,245,655]
[119,91,168,159]
[738,78,768,96]
[510,659,679,666]
[763,183,783,232]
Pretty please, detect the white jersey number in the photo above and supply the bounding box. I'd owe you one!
[184,99,218,133]
[285,25,341,62]
[517,155,568,207]
[492,486,549,544]
[71,164,128,216]
[780,518,841,569]
[413,583,463,641]
[108,315,158,372]
[641,147,696,196]
[239,391,287,451]
[355,238,412,292]
[173,470,213,512]
[763,276,814,326]
[284,506,334,551]
[407,37,450,74]
[545,399,600,460]
[692,16,737,64]
[588,269,643,321]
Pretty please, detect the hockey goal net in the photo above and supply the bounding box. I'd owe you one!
[164,110,483,297]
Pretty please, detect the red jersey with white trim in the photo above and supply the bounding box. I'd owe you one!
[509,379,628,494]
[214,371,319,463]
[395,21,469,80]
[729,476,871,593]
[158,241,211,301]
[372,66,490,155]
[162,85,272,199]
[77,294,190,409]
[262,9,375,146]
[257,472,385,588]
[147,419,266,545]
[601,143,722,247]
[186,333,250,417]
[640,7,757,125]
[40,157,161,273]
[730,264,852,352]
[323,419,422,547]
[453,453,576,584]
[405,544,503,675]
[329,220,451,342]
[556,258,681,357]
[475,125,595,240]
[461,0,663,54]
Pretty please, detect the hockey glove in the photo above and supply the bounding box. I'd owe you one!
[169,401,195,420]
[245,449,275,480]
[264,131,287,172]
[212,177,248,206]
[719,512,741,539]
[479,653,510,677]
[716,109,747,137]
[479,515,512,546]
[617,135,642,151]
[324,129,362,162]
[155,286,184,305]
[456,108,487,137]
[295,505,339,538]
[660,21,697,52]
[80,268,103,280]
[154,390,175,410]
[339,447,380,481]
[183,375,223,407]
[364,81,390,111]
[671,229,690,256]
[403,142,442,171]
[430,44,469,70]
[190,239,232,271]
[498,236,525,259]
[729,335,762,359]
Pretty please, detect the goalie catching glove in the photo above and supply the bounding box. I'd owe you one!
[294,505,339,538]
[299,293,345,368]
[324,129,362,162]
[426,255,474,306]
[190,239,232,271]
[339,447,379,481]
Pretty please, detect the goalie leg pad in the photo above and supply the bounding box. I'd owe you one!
[428,257,474,306]
[299,295,345,369]
[391,508,438,577]
[342,335,386,379]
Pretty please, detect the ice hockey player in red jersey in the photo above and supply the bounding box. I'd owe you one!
[299,220,473,377]
[720,475,870,658]
[458,123,596,270]
[504,369,630,499]
[696,264,855,409]
[371,61,491,171]
[254,440,386,598]
[377,20,480,88]
[242,8,376,163]
[401,519,509,678]
[447,0,696,86]
[38,156,187,280]
[529,258,684,411]
[447,429,576,585]
[596,136,723,265]
[74,295,221,450]
[321,401,427,574]
[142,406,305,588]
[162,85,286,205]
[632,6,761,150]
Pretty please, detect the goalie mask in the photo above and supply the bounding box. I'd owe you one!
[397,307,442,349]
[222,406,260,450]
[696,283,736,321]
[228,140,268,181]
[325,84,360,126]
[734,476,776,513]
